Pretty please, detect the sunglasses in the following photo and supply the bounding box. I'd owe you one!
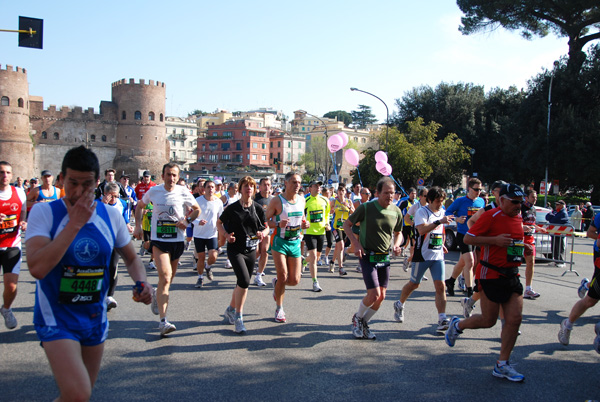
[470,187,482,192]
[501,196,523,205]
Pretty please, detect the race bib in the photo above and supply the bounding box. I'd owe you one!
[467,207,479,217]
[428,233,443,250]
[0,214,18,234]
[284,225,301,240]
[507,239,524,263]
[335,219,344,229]
[309,209,323,223]
[369,253,390,268]
[157,220,177,239]
[246,235,259,250]
[59,265,104,304]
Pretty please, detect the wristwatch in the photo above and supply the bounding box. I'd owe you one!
[186,216,192,224]
[434,220,441,226]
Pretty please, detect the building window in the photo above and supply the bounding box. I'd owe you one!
[222,143,230,151]
[212,132,218,137]
[252,143,257,149]
[236,143,242,150]
[247,154,250,160]
[134,111,141,120]
[90,135,96,142]
[1,96,8,106]
[209,143,218,152]
[262,143,266,149]
[261,155,267,161]
[362,138,366,143]
[53,132,60,140]
[354,137,358,142]
[277,152,280,159]
[149,112,155,121]
[102,135,107,142]
[252,154,257,160]
[242,131,246,136]
[247,142,250,148]
[298,143,301,149]
[278,141,281,147]
[122,111,126,120]
[287,152,290,160]
[181,129,185,134]
[18,98,24,108]
[41,131,47,139]
[180,140,184,147]
[270,153,273,159]
[288,141,291,148]
[160,113,164,122]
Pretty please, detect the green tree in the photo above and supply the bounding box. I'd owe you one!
[189,109,208,116]
[323,110,352,127]
[353,119,470,189]
[457,0,600,77]
[351,105,378,129]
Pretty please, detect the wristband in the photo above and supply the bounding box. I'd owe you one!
[186,216,192,224]
[434,220,441,226]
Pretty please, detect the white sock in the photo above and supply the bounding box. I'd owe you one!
[439,313,447,321]
[363,307,377,323]
[357,301,370,318]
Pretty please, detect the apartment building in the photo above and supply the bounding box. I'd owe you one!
[165,116,198,171]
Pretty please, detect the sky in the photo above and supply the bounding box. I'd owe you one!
[1,1,577,123]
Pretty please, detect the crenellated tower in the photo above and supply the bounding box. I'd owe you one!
[111,78,168,178]
[0,65,34,178]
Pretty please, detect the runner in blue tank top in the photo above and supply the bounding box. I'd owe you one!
[25,146,152,402]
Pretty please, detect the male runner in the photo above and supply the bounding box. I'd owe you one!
[445,184,526,382]
[345,177,403,340]
[26,146,152,401]
[134,170,156,201]
[0,161,27,329]
[254,177,273,286]
[445,178,485,297]
[134,163,200,335]
[266,171,309,323]
[403,188,428,272]
[304,180,331,292]
[394,187,453,331]
[27,169,60,210]
[193,180,223,288]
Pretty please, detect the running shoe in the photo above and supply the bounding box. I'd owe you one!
[578,278,590,299]
[139,243,146,257]
[356,265,362,273]
[362,319,376,340]
[148,261,156,270]
[445,316,462,347]
[402,256,410,272]
[184,241,191,251]
[437,317,450,332]
[324,256,329,266]
[150,288,159,315]
[594,321,600,354]
[275,308,286,323]
[393,300,404,323]
[205,267,214,281]
[523,289,540,299]
[224,307,235,325]
[195,276,203,289]
[317,258,323,266]
[0,306,17,329]
[461,297,474,318]
[272,277,277,301]
[351,313,364,339]
[445,278,455,297]
[492,362,524,382]
[339,267,347,276]
[328,260,335,273]
[159,320,176,336]
[312,281,322,292]
[106,296,118,311]
[234,317,246,334]
[254,274,266,287]
[218,247,225,255]
[225,259,233,269]
[558,318,571,345]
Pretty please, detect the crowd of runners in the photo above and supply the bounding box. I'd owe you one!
[1,146,600,399]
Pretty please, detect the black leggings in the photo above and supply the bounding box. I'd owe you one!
[325,230,333,249]
[108,250,119,297]
[228,248,257,289]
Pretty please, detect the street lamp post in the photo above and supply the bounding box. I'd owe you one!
[469,148,476,178]
[350,87,389,152]
[544,61,559,206]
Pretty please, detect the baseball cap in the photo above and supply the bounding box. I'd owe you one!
[490,180,507,191]
[41,170,52,177]
[143,170,151,177]
[214,179,222,185]
[120,174,129,179]
[309,180,323,186]
[556,200,566,205]
[499,183,524,199]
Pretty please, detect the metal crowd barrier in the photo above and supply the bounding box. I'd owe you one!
[532,223,579,276]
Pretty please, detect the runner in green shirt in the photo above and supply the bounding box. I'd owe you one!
[304,180,331,292]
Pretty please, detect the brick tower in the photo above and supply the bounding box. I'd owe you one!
[111,78,168,179]
[0,65,34,179]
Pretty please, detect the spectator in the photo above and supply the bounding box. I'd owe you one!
[546,200,569,267]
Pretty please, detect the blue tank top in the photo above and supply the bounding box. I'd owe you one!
[33,200,115,330]
[36,186,59,202]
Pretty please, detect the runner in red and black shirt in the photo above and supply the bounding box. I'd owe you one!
[445,183,526,382]
[521,189,546,299]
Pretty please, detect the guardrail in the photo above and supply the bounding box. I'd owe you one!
[533,223,579,276]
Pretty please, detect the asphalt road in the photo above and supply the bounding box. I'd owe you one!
[1,236,599,401]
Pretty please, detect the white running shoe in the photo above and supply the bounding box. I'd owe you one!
[312,281,322,292]
[351,314,364,339]
[159,320,176,336]
[106,296,118,311]
[558,318,571,345]
[393,300,404,323]
[150,289,159,315]
[578,278,590,299]
[461,297,474,318]
[224,307,235,325]
[234,317,246,334]
[225,259,233,269]
[0,306,17,329]
[254,274,266,287]
[492,362,524,382]
[275,308,286,323]
[148,261,156,270]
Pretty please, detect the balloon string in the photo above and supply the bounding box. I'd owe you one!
[356,167,363,186]
[390,174,408,196]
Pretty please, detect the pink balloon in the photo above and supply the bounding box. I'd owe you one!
[327,134,343,153]
[337,131,349,148]
[376,161,392,176]
[344,148,360,167]
[375,151,388,164]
